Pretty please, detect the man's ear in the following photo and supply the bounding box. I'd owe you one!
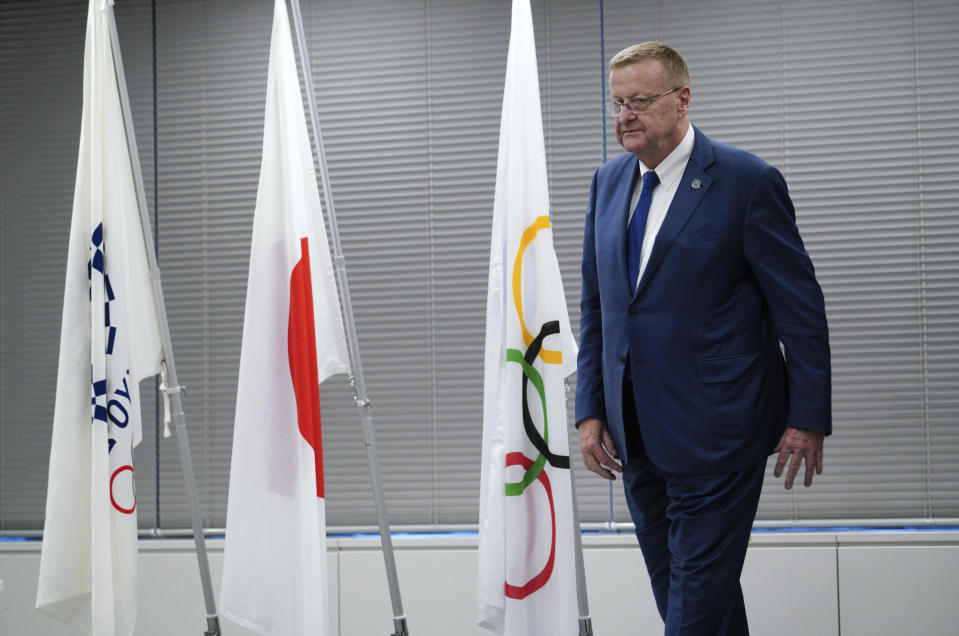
[678,86,691,115]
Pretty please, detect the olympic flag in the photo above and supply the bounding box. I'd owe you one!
[35,1,164,634]
[219,0,349,633]
[477,0,579,633]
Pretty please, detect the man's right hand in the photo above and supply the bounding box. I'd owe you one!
[577,418,623,480]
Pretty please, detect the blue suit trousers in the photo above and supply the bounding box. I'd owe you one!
[621,379,766,635]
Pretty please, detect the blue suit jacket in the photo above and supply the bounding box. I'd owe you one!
[575,126,831,474]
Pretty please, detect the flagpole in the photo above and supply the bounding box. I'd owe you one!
[106,5,221,636]
[566,387,595,636]
[570,471,595,636]
[287,2,409,635]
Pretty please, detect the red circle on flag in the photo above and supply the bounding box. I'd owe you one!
[110,465,136,515]
[504,452,557,600]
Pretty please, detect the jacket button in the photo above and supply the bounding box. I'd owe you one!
[628,309,638,317]
[618,355,626,364]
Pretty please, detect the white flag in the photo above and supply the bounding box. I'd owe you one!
[478,0,580,634]
[36,1,165,634]
[219,0,349,633]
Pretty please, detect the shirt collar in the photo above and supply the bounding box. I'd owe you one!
[639,123,694,192]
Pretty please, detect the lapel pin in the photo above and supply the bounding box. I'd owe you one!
[691,178,702,190]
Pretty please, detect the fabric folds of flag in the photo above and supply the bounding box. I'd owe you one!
[219,0,349,634]
[478,0,580,634]
[35,1,165,634]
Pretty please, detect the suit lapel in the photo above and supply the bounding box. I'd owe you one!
[607,157,640,296]
[633,127,715,300]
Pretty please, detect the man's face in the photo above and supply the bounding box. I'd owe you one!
[609,59,689,165]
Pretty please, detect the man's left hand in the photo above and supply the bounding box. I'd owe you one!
[773,427,824,489]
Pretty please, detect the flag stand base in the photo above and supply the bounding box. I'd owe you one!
[392,616,409,636]
[578,616,594,636]
[204,616,222,636]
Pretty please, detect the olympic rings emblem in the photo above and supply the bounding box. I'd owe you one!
[503,215,569,600]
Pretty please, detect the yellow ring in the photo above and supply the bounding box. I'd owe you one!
[512,215,562,365]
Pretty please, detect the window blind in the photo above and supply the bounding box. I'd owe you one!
[1,0,957,533]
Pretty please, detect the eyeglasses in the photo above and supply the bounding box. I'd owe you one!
[608,87,684,116]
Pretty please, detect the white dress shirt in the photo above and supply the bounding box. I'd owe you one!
[627,123,695,288]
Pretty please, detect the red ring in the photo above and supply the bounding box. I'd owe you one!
[504,452,557,600]
[110,465,136,515]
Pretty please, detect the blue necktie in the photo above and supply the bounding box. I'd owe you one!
[627,170,660,290]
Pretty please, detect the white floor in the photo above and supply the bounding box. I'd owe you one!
[2,530,958,635]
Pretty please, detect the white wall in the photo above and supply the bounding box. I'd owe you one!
[2,531,957,635]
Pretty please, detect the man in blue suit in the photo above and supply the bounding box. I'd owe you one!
[576,42,831,635]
